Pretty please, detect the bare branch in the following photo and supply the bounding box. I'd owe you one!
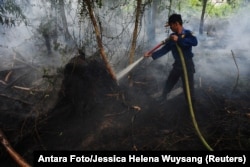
[231,50,239,94]
[0,129,31,167]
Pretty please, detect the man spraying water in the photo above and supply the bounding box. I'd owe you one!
[144,13,198,105]
[117,13,213,151]
[116,42,164,81]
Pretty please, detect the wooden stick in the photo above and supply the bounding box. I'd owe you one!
[4,72,29,90]
[0,129,31,167]
[0,80,7,85]
[12,86,31,91]
[231,50,239,94]
[4,70,13,82]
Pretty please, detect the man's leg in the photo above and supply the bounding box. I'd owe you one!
[161,68,181,99]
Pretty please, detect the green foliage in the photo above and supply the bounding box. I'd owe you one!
[188,0,202,8]
[186,0,243,18]
[0,0,26,26]
[95,0,103,8]
[0,0,25,19]
[206,3,232,17]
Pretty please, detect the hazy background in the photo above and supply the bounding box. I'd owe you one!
[0,0,249,93]
[0,1,250,161]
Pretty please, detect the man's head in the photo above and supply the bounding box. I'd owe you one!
[165,14,183,33]
[165,14,183,27]
[168,14,183,25]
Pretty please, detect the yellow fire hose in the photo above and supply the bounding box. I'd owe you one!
[176,43,213,151]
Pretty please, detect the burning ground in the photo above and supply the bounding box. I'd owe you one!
[0,44,250,166]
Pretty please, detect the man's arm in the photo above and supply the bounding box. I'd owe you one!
[177,31,198,47]
[144,40,172,60]
[151,42,172,60]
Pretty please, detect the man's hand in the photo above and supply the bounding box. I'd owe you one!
[144,51,152,58]
[170,34,178,42]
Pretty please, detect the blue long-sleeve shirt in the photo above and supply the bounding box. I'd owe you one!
[152,29,198,62]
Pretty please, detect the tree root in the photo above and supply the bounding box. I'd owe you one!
[0,128,31,167]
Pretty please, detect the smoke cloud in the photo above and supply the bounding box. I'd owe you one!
[1,1,249,95]
[193,5,250,93]
[141,4,250,96]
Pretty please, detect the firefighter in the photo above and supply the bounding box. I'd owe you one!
[144,14,198,105]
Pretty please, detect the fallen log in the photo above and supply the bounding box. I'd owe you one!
[0,128,31,167]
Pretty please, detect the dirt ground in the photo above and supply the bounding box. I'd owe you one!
[0,54,250,166]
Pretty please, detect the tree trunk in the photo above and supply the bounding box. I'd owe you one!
[59,0,72,41]
[84,0,117,81]
[168,0,173,16]
[165,0,173,35]
[129,0,142,65]
[146,0,157,43]
[199,0,208,35]
[128,0,142,86]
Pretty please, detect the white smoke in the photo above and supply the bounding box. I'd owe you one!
[194,5,250,92]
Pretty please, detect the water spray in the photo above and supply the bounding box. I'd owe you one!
[116,42,165,81]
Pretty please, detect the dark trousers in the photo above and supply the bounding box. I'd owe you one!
[162,59,195,104]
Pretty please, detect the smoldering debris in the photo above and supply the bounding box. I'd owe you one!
[0,62,60,144]
[1,47,250,167]
[2,18,250,167]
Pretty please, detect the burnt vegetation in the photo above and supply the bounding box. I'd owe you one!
[1,0,250,166]
[0,47,250,166]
